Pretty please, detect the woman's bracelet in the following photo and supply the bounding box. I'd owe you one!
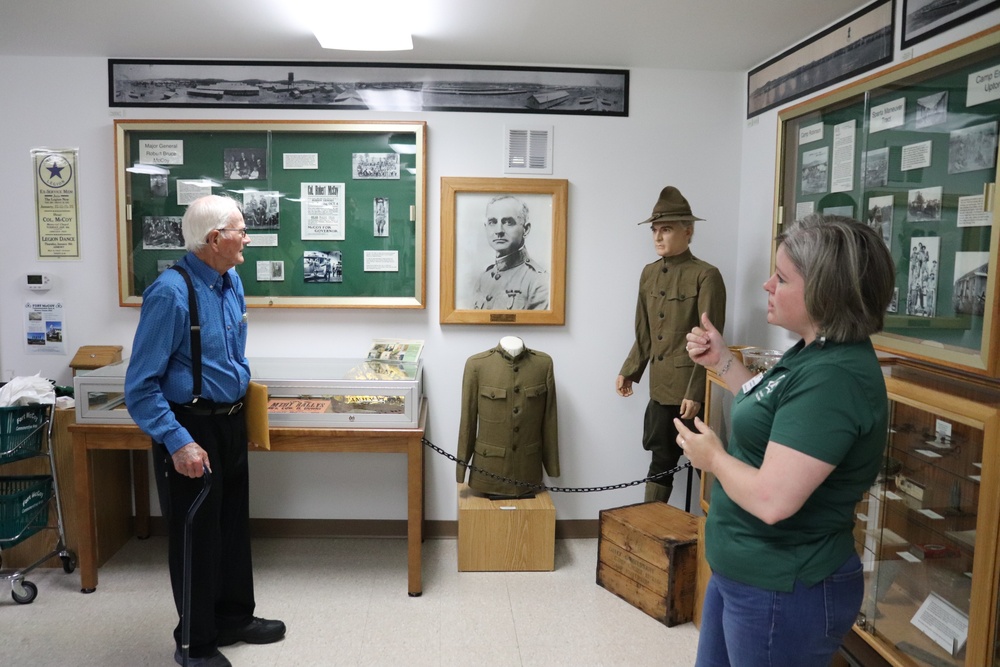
[715,354,734,376]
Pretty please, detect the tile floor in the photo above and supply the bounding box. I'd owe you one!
[0,537,700,666]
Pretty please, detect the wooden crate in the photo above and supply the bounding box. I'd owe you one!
[457,482,555,571]
[597,501,699,627]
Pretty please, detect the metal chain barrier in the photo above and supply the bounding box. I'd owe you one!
[422,437,691,494]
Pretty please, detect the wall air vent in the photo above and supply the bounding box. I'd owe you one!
[503,126,553,175]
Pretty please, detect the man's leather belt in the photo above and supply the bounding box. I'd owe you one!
[171,400,244,416]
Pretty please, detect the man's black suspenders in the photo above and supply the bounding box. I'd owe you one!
[170,265,203,403]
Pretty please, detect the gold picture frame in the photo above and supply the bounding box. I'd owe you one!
[440,177,567,325]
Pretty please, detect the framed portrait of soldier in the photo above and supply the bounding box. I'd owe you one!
[440,177,567,325]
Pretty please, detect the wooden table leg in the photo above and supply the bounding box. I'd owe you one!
[71,432,98,593]
[406,432,424,596]
[132,450,150,538]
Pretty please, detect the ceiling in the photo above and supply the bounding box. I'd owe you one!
[1,0,868,72]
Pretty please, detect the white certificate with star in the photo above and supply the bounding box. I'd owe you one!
[33,148,81,259]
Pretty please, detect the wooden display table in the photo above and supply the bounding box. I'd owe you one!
[69,398,427,596]
[457,482,555,571]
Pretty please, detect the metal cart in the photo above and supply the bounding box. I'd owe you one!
[0,403,77,604]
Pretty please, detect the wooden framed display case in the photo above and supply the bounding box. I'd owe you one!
[114,119,427,309]
[75,357,424,428]
[699,355,1000,665]
[774,27,1000,377]
[698,367,734,513]
[853,362,1000,667]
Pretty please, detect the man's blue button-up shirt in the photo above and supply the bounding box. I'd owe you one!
[124,253,250,454]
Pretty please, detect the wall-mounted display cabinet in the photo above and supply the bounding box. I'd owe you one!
[853,362,1000,667]
[114,119,426,309]
[775,27,1000,377]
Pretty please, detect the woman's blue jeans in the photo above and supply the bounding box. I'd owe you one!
[695,553,863,667]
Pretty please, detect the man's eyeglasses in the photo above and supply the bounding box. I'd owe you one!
[217,227,248,237]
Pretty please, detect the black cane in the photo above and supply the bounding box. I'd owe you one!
[182,466,212,667]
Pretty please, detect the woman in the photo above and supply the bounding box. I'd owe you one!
[675,214,895,667]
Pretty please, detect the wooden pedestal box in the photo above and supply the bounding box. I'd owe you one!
[597,501,699,627]
[457,482,555,572]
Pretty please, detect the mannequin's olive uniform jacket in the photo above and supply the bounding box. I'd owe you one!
[456,345,559,496]
[619,249,726,406]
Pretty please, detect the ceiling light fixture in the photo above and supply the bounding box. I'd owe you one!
[313,27,413,51]
[305,0,414,51]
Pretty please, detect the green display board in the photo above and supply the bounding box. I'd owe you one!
[776,28,1000,377]
[115,120,425,308]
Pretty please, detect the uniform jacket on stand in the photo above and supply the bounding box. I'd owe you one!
[456,344,559,496]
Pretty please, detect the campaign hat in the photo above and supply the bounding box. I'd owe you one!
[638,186,704,224]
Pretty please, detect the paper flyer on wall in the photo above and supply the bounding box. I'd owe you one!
[300,182,345,240]
[32,148,81,259]
[24,301,65,354]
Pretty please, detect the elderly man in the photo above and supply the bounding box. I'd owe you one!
[472,194,549,310]
[125,195,284,667]
[616,186,726,504]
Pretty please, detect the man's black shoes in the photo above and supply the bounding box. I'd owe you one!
[217,617,287,646]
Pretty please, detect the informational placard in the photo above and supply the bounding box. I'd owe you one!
[33,148,81,259]
[24,301,65,354]
[911,592,969,655]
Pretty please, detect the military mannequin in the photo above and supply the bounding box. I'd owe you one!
[472,195,549,310]
[616,186,726,504]
[456,337,559,498]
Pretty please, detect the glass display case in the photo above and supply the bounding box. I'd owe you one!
[74,357,424,428]
[853,362,1000,667]
[251,357,422,428]
[73,361,131,425]
[700,368,734,513]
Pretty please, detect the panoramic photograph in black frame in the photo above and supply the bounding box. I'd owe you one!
[108,59,629,117]
[746,0,895,119]
[902,0,1000,48]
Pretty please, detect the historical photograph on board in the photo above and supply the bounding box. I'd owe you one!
[863,147,890,188]
[303,250,342,283]
[907,236,940,317]
[866,194,894,247]
[948,121,998,174]
[907,186,943,222]
[801,147,830,195]
[224,148,266,180]
[953,251,989,316]
[243,191,280,229]
[142,216,184,249]
[353,153,400,180]
[373,197,389,237]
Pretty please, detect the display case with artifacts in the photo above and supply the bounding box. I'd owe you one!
[73,361,132,424]
[849,362,1000,667]
[74,357,423,428]
[252,357,423,428]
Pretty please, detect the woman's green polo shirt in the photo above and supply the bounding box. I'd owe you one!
[705,338,887,592]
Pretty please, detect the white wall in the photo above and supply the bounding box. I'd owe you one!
[0,58,743,522]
